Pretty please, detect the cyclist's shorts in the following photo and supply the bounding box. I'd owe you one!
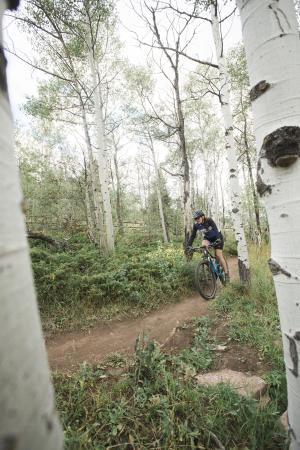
[210,233,224,250]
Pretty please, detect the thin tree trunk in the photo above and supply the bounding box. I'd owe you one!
[85,179,96,242]
[175,70,192,246]
[202,155,211,216]
[112,144,124,236]
[237,0,300,447]
[242,162,253,240]
[148,137,170,243]
[0,3,63,449]
[136,160,144,212]
[219,173,226,230]
[82,154,96,241]
[87,45,114,254]
[211,2,250,282]
[80,98,106,248]
[149,9,192,247]
[213,170,220,228]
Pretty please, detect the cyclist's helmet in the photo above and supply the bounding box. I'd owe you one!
[193,209,205,219]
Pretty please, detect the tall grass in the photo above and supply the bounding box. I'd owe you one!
[214,244,287,412]
[214,245,282,367]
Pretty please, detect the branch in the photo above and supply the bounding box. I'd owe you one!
[4,13,61,40]
[219,7,237,24]
[160,165,183,177]
[159,1,212,23]
[4,47,75,84]
[139,39,218,69]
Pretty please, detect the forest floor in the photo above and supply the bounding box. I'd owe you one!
[46,256,264,374]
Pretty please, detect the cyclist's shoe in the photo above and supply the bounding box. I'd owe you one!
[224,273,230,284]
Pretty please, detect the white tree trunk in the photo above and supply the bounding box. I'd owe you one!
[190,158,195,210]
[210,4,250,282]
[213,171,220,229]
[85,178,96,241]
[237,0,300,447]
[149,143,169,243]
[112,136,124,236]
[183,175,193,243]
[87,47,114,254]
[0,3,63,449]
[80,103,106,248]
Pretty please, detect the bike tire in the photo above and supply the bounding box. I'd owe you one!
[219,256,229,286]
[195,260,217,300]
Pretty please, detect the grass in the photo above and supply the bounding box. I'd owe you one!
[213,244,287,414]
[54,336,287,450]
[53,243,288,449]
[214,245,283,369]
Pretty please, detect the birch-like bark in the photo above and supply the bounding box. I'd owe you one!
[175,77,193,247]
[80,101,106,248]
[219,173,226,229]
[190,157,195,210]
[112,137,124,236]
[0,2,63,449]
[85,176,96,241]
[237,0,300,446]
[210,3,250,282]
[87,46,114,254]
[213,170,220,228]
[148,137,170,243]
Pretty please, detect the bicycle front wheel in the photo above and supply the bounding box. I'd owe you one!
[195,260,217,300]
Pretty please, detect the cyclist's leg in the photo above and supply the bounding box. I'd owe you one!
[215,249,228,274]
[214,234,229,276]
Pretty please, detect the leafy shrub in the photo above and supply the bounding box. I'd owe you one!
[30,236,193,331]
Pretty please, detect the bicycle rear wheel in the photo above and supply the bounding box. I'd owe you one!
[195,260,217,300]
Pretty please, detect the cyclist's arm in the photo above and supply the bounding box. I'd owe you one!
[204,218,220,240]
[187,224,197,247]
[207,218,218,231]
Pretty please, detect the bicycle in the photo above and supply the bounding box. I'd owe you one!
[188,243,229,300]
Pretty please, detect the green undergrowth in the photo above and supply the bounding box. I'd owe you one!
[54,317,287,449]
[53,247,289,449]
[214,246,283,367]
[213,245,287,411]
[30,234,193,334]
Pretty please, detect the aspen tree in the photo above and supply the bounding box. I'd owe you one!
[237,0,300,447]
[210,2,250,281]
[0,1,63,449]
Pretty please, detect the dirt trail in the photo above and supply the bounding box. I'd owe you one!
[47,257,238,371]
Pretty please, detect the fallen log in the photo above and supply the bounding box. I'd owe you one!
[27,231,64,249]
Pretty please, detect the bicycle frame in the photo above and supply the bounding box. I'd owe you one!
[191,245,224,280]
[202,248,224,279]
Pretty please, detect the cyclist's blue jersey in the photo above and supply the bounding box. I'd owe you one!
[188,218,221,245]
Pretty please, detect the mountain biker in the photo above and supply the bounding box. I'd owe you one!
[187,209,229,282]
